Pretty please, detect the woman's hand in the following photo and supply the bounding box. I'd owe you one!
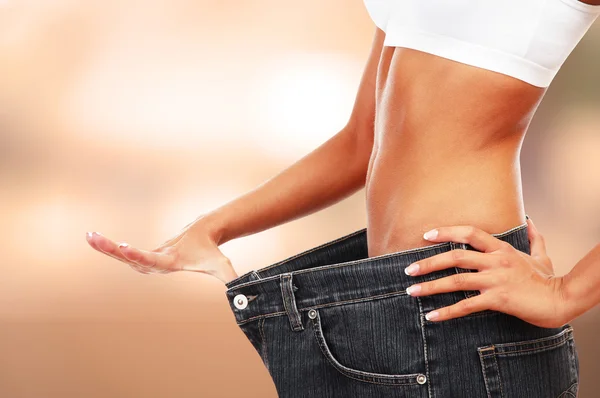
[403,217,569,328]
[85,215,239,285]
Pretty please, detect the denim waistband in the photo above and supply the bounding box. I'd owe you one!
[225,220,530,326]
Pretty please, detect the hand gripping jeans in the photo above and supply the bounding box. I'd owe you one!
[225,221,580,398]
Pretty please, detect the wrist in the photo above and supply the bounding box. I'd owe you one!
[194,211,229,246]
[558,272,580,324]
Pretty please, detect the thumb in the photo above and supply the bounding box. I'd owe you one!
[526,216,547,258]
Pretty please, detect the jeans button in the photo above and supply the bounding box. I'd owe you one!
[308,309,317,319]
[233,294,248,310]
[416,374,427,384]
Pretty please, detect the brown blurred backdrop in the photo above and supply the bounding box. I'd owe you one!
[0,0,599,397]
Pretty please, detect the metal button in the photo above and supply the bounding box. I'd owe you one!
[308,309,317,319]
[416,374,427,384]
[233,294,248,310]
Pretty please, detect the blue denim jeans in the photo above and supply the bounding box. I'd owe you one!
[225,221,580,397]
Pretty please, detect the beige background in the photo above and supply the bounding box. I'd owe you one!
[1,0,599,397]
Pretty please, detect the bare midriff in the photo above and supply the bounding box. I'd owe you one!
[365,46,547,257]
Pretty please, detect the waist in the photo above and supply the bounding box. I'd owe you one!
[224,220,530,326]
[365,142,526,256]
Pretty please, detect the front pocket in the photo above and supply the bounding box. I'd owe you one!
[307,295,428,386]
[477,325,579,398]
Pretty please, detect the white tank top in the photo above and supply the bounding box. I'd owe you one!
[363,0,600,87]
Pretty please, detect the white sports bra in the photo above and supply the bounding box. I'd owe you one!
[363,0,600,87]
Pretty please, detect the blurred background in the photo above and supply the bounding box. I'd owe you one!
[0,0,599,397]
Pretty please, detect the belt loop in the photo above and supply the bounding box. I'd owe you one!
[280,273,304,332]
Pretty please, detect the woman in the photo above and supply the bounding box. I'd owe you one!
[86,1,600,396]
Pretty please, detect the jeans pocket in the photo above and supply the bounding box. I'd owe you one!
[476,324,579,398]
[306,293,428,386]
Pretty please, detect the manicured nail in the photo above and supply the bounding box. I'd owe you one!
[425,311,439,321]
[86,232,93,239]
[404,263,420,275]
[119,243,129,249]
[423,229,438,240]
[406,285,421,296]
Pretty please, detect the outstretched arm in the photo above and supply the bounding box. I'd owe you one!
[87,28,386,284]
[203,28,385,245]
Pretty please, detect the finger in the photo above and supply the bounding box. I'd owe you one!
[118,243,175,270]
[404,249,496,276]
[423,225,507,253]
[86,232,130,263]
[424,295,491,322]
[405,272,491,297]
[526,217,547,258]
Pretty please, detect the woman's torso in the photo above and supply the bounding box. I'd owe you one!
[365,45,546,257]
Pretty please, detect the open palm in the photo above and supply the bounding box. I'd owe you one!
[85,216,238,284]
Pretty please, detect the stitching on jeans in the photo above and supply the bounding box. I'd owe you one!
[492,350,504,398]
[235,289,498,326]
[495,326,572,349]
[252,270,262,280]
[309,309,421,386]
[280,274,297,330]
[481,335,572,357]
[237,311,286,325]
[225,221,528,290]
[226,242,454,292]
[557,382,578,398]
[478,349,493,398]
[416,297,433,398]
[259,318,269,371]
[224,228,367,288]
[234,291,409,325]
[481,327,573,355]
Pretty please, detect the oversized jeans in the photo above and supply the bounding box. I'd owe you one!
[225,222,580,397]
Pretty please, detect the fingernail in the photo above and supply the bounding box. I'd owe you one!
[406,285,421,296]
[404,263,420,275]
[423,229,438,240]
[119,243,129,248]
[425,311,439,321]
[86,232,93,239]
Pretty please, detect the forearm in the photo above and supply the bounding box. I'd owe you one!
[561,242,600,321]
[201,124,373,245]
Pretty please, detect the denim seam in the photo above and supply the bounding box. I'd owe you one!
[557,382,578,398]
[482,335,573,358]
[237,311,286,326]
[225,228,366,289]
[226,241,455,292]
[251,270,262,280]
[479,326,573,356]
[309,309,422,386]
[280,274,303,331]
[225,221,528,291]
[494,326,572,349]
[477,349,493,398]
[234,291,409,325]
[259,317,269,371]
[251,228,368,274]
[416,297,433,398]
[492,351,504,398]
[235,289,498,326]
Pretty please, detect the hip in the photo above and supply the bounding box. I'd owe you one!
[225,221,579,398]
